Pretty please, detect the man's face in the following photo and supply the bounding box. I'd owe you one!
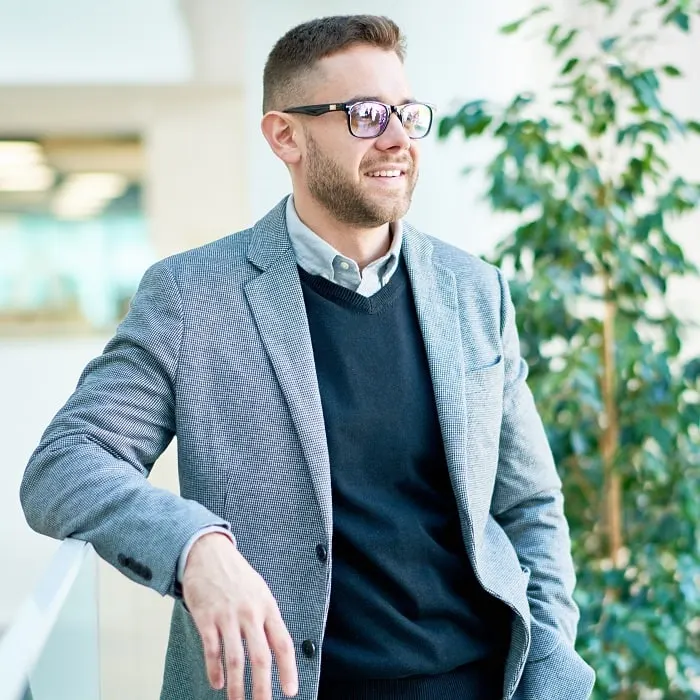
[298,45,421,228]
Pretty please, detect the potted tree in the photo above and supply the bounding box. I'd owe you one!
[438,1,700,696]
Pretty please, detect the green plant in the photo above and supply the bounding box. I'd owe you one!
[438,1,700,697]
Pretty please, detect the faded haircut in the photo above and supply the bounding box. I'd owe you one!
[262,15,406,113]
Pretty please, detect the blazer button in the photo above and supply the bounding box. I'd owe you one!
[301,639,316,659]
[135,563,153,581]
[315,544,328,563]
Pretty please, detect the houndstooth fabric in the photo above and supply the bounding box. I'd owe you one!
[20,196,595,700]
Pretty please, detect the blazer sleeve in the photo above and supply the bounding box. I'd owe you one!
[20,261,231,598]
[490,269,595,694]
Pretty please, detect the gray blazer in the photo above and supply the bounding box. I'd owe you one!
[21,197,595,700]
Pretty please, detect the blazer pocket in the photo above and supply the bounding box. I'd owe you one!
[466,354,503,373]
[463,357,505,458]
[464,355,504,394]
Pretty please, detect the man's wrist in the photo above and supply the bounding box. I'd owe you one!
[177,526,235,583]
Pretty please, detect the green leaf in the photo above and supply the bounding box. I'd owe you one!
[437,116,454,139]
[567,168,580,192]
[514,92,535,108]
[607,64,625,82]
[664,8,690,32]
[500,4,551,34]
[621,628,652,657]
[684,357,700,383]
[501,20,525,35]
[438,101,494,140]
[562,57,579,75]
[600,36,619,52]
[641,120,671,142]
[556,29,579,55]
[662,65,682,77]
[630,70,663,112]
[617,124,641,145]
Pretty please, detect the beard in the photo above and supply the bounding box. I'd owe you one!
[304,132,418,228]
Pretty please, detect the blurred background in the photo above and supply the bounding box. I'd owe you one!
[0,1,698,699]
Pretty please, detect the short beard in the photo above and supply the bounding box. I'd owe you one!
[304,132,416,228]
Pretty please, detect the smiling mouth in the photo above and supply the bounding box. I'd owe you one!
[366,169,405,178]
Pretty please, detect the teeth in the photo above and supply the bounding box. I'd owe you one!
[368,170,402,177]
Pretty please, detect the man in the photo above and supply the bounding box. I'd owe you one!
[20,14,595,700]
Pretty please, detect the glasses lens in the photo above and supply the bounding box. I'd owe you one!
[401,103,433,139]
[349,102,389,138]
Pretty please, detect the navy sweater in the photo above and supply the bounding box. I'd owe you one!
[298,259,510,698]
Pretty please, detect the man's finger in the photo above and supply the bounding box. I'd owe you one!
[266,614,298,697]
[221,623,245,700]
[243,621,273,700]
[197,620,225,691]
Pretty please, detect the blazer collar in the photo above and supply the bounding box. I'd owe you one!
[246,195,416,273]
[246,197,292,272]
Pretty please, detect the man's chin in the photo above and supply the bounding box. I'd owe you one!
[364,190,411,215]
[377,199,412,224]
[317,191,411,228]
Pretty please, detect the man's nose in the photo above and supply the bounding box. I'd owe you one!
[376,111,411,150]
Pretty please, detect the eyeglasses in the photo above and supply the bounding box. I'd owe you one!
[282,101,435,139]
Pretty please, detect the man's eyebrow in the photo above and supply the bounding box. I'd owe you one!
[345,95,418,105]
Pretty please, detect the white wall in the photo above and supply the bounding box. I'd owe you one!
[0,0,192,83]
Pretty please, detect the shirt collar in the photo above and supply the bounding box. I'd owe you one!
[285,195,403,283]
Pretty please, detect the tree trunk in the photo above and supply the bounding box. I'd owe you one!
[601,291,623,566]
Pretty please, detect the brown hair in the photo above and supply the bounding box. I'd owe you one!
[262,15,406,113]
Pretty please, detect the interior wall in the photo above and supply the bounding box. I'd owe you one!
[0,0,192,83]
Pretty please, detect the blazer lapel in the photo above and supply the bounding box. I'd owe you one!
[402,225,484,546]
[243,199,332,539]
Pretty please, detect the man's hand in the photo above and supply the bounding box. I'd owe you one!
[182,533,299,700]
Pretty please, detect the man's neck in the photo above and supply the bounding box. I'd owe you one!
[292,192,392,269]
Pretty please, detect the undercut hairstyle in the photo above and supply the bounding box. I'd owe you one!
[262,15,407,113]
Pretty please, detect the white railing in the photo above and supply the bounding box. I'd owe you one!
[0,539,100,700]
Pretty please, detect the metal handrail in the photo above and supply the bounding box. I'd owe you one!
[0,539,94,700]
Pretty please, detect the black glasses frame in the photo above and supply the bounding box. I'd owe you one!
[282,101,435,139]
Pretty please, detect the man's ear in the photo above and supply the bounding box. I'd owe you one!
[261,112,302,165]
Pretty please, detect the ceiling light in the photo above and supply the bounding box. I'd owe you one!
[0,164,55,192]
[0,141,45,169]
